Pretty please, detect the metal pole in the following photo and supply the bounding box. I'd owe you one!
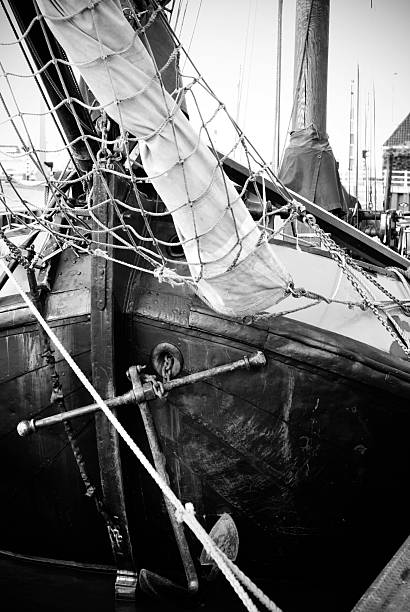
[348,80,354,197]
[128,366,198,594]
[373,82,377,209]
[355,64,360,202]
[17,352,267,436]
[17,391,136,436]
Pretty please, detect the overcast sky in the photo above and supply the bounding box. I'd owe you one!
[175,0,410,176]
[1,0,409,179]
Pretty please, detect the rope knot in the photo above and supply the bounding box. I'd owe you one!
[153,265,186,287]
[285,281,307,298]
[290,199,306,218]
[285,282,331,304]
[85,485,96,498]
[175,502,195,524]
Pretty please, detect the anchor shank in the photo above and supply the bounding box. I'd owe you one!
[17,390,136,436]
[162,350,266,396]
[17,351,266,436]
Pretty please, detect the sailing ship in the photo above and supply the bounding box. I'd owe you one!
[1,1,410,610]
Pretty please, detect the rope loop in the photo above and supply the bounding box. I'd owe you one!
[175,501,195,524]
[285,281,331,304]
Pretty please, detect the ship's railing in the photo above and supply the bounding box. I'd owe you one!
[384,170,410,194]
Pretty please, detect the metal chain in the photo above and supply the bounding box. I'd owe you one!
[302,213,410,356]
[161,353,173,383]
[25,257,98,498]
[305,214,410,314]
[142,373,166,399]
[346,251,410,315]
[23,258,125,551]
[0,227,32,270]
[95,111,111,166]
[140,353,174,399]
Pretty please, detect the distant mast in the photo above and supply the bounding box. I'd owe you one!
[38,97,47,178]
[355,64,360,202]
[348,80,354,197]
[292,0,329,134]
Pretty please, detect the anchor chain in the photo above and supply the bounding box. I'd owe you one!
[0,227,32,270]
[95,111,123,167]
[25,256,124,552]
[95,111,112,167]
[302,213,410,356]
[347,250,410,315]
[161,353,173,382]
[26,257,96,498]
[142,352,174,399]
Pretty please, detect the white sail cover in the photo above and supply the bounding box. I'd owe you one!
[37,0,291,316]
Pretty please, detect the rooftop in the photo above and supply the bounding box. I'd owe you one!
[384,112,410,148]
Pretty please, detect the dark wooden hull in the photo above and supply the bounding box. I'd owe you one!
[123,273,410,584]
[0,252,112,563]
[1,248,410,604]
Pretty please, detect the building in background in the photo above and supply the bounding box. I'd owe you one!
[0,144,29,180]
[383,112,410,211]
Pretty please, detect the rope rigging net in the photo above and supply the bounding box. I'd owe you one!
[0,0,295,311]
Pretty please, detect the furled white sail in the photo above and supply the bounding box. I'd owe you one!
[37,0,291,316]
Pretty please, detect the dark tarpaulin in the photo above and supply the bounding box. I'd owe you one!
[279,125,349,216]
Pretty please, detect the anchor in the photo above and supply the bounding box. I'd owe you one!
[17,351,266,597]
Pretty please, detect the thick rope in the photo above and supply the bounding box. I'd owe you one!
[0,256,282,612]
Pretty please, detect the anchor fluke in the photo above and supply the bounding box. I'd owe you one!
[139,568,198,599]
[200,513,239,566]
[200,513,239,581]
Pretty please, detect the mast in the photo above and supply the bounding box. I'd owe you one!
[281,0,346,216]
[273,0,283,171]
[363,92,368,208]
[373,83,377,208]
[292,0,329,134]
